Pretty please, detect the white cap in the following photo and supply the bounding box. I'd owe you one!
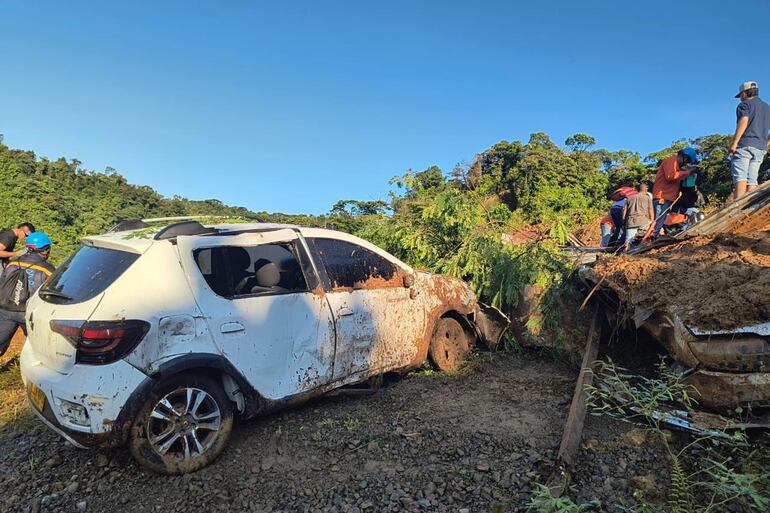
[736,81,759,98]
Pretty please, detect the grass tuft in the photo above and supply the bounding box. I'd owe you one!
[0,354,34,431]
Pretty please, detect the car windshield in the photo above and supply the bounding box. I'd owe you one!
[40,245,140,305]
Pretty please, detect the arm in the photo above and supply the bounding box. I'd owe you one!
[730,116,750,153]
[0,243,16,259]
[663,157,691,182]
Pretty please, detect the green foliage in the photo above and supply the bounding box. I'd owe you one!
[467,134,607,227]
[585,359,770,513]
[529,359,770,513]
[565,133,597,152]
[527,483,601,512]
[690,134,734,200]
[586,358,696,429]
[355,132,615,337]
[0,142,330,263]
[358,181,570,315]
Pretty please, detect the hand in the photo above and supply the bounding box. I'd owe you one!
[13,247,28,258]
[729,143,738,154]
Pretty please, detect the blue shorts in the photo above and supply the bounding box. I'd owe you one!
[731,146,767,186]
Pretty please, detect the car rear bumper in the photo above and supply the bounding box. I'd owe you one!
[20,340,151,448]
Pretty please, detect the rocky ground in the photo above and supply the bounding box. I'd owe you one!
[0,350,669,513]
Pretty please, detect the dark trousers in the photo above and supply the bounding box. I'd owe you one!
[608,205,626,245]
[0,309,26,357]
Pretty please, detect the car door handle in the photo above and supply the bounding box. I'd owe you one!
[220,322,245,334]
[338,307,354,317]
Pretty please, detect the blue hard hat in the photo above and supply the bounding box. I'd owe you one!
[681,147,698,164]
[26,232,52,249]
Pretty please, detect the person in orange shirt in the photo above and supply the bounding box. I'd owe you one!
[651,148,698,238]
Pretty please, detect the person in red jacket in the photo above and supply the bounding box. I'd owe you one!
[651,148,698,238]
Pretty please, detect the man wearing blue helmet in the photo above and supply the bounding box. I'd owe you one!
[0,232,55,357]
[651,148,698,239]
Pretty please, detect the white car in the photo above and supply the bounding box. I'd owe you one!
[21,220,507,474]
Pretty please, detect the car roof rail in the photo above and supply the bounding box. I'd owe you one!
[108,219,149,233]
[154,220,218,240]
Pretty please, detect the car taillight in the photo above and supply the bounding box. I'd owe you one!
[50,320,150,365]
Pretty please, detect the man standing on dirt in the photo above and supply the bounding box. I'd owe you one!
[0,233,54,358]
[622,183,654,248]
[651,148,697,238]
[0,222,35,268]
[729,81,770,201]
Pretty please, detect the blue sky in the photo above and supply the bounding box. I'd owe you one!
[2,1,768,214]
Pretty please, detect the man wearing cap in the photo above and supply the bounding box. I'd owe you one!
[730,81,770,201]
[651,148,698,238]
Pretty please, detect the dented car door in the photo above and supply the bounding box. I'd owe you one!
[176,229,335,400]
[307,237,426,380]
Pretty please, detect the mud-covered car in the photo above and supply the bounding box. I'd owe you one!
[583,261,770,411]
[579,180,770,412]
[20,220,508,474]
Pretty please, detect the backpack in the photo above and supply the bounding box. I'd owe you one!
[0,261,49,311]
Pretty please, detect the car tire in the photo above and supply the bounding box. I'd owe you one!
[129,374,234,475]
[429,316,472,372]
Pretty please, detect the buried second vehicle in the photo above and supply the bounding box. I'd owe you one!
[20,220,508,474]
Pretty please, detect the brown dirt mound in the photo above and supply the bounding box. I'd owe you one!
[592,230,770,330]
[502,225,542,245]
[574,216,603,246]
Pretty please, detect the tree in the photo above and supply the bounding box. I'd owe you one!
[330,200,389,217]
[565,133,596,152]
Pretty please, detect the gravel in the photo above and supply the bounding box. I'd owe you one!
[0,352,668,512]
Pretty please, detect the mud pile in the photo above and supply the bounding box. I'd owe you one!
[573,217,603,246]
[593,230,770,330]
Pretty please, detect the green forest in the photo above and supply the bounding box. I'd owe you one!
[1,132,765,344]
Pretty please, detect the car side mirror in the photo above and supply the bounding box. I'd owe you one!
[402,272,415,288]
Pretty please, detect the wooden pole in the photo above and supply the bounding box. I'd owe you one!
[548,309,600,495]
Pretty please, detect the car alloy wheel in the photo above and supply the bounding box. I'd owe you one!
[129,375,233,475]
[147,387,222,460]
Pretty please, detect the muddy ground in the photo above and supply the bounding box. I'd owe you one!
[0,348,670,513]
[593,230,770,330]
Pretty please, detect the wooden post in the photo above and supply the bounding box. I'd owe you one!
[548,309,600,495]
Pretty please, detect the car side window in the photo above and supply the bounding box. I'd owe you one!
[194,242,309,299]
[309,238,403,290]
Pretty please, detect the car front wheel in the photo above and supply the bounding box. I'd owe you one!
[429,316,472,372]
[129,374,234,475]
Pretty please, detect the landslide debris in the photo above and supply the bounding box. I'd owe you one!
[592,230,770,331]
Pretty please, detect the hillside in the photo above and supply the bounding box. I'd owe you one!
[0,132,761,331]
[0,140,329,261]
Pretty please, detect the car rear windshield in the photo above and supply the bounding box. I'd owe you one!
[40,245,140,305]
